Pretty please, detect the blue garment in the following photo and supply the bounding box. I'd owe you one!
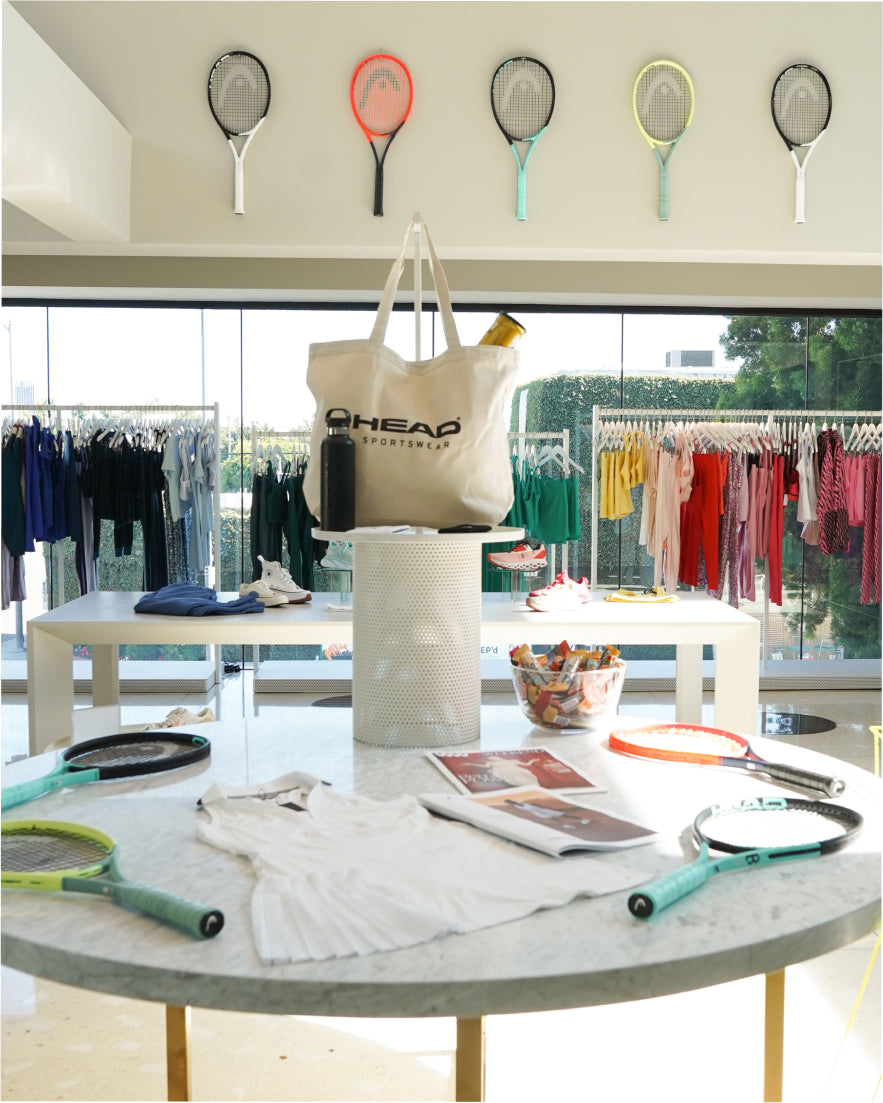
[134,583,265,616]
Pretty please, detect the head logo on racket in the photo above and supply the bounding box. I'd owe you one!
[351,54,413,217]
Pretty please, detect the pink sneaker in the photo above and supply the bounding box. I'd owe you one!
[526,571,592,611]
[487,543,547,571]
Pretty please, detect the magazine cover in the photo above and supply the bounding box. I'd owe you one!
[419,787,658,857]
[426,747,605,795]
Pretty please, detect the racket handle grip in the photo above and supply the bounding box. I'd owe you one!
[758,762,845,798]
[658,169,669,221]
[110,881,225,939]
[628,859,711,918]
[373,165,384,217]
[516,170,527,221]
[794,171,806,224]
[234,160,245,215]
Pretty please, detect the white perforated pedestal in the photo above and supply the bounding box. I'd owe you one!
[314,527,523,747]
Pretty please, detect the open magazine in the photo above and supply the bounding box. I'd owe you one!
[419,787,658,858]
[426,747,604,795]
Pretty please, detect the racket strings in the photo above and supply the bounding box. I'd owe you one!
[492,60,554,140]
[210,57,269,134]
[773,69,830,145]
[353,60,411,135]
[68,739,192,769]
[619,727,745,757]
[3,832,110,873]
[701,808,848,850]
[636,66,692,142]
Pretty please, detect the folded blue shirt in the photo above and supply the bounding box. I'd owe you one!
[134,583,265,616]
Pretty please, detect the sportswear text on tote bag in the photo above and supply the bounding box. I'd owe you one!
[302,218,519,529]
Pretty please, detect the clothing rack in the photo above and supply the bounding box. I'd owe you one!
[507,430,580,576]
[2,402,222,655]
[248,427,311,474]
[587,404,881,587]
[586,404,881,668]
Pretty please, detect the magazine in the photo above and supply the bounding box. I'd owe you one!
[426,747,605,796]
[419,787,658,858]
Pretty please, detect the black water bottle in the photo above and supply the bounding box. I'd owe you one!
[320,408,355,531]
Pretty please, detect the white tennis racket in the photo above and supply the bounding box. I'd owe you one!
[208,51,271,215]
[771,63,832,224]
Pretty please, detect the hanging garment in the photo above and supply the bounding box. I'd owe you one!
[706,451,744,609]
[861,454,881,604]
[796,430,820,546]
[650,430,693,593]
[767,453,785,606]
[678,450,726,591]
[844,454,866,526]
[738,457,759,602]
[817,429,850,555]
[599,451,632,520]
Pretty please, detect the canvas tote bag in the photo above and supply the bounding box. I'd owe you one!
[303,218,519,528]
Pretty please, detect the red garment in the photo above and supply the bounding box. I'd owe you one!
[679,452,726,590]
[861,454,881,604]
[817,429,850,555]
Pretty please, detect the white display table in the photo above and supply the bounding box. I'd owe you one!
[25,588,759,755]
[2,709,879,1102]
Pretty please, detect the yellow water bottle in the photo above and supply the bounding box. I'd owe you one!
[478,312,525,348]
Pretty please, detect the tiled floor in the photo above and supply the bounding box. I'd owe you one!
[1,677,880,1102]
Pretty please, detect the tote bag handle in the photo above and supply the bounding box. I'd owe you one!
[371,217,461,351]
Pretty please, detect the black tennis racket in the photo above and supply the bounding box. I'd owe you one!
[2,820,224,939]
[491,57,555,221]
[208,50,271,214]
[771,63,831,223]
[632,59,695,220]
[1,732,211,811]
[629,796,862,918]
[351,54,413,217]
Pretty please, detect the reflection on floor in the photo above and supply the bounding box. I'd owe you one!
[1,681,880,1102]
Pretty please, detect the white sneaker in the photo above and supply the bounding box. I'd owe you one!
[239,580,289,607]
[526,572,592,612]
[154,706,215,728]
[258,555,312,604]
[320,541,353,571]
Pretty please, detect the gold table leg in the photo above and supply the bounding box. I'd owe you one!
[764,970,786,1102]
[166,1005,192,1102]
[455,1016,486,1102]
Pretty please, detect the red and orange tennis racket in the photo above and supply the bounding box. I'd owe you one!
[609,723,845,797]
[350,54,413,216]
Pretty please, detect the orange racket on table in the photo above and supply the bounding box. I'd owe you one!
[608,723,845,797]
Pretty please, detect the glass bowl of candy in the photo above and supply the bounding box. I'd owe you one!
[510,642,627,732]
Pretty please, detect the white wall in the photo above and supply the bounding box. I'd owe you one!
[3,1,880,305]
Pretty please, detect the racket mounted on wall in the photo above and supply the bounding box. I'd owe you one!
[351,54,413,216]
[208,49,271,215]
[771,62,832,224]
[632,59,695,221]
[490,56,555,221]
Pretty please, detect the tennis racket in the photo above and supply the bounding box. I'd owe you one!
[490,57,555,221]
[632,59,695,220]
[2,820,224,938]
[608,723,845,797]
[350,54,413,217]
[628,796,861,918]
[771,63,832,223]
[208,50,271,215]
[1,732,211,811]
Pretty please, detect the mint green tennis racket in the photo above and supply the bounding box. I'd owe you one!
[491,57,555,221]
[633,60,695,221]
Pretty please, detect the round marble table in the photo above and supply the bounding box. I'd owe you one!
[2,708,880,1101]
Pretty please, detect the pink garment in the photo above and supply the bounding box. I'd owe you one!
[738,462,759,602]
[844,454,865,526]
[861,455,881,605]
[651,431,694,593]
